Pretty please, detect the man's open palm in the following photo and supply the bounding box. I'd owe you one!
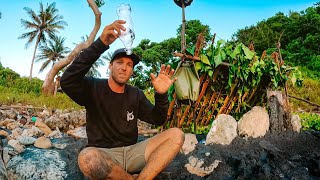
[151,64,177,94]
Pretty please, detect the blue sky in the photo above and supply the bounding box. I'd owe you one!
[0,0,317,80]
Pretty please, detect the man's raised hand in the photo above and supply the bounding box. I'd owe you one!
[150,64,177,94]
[100,20,126,46]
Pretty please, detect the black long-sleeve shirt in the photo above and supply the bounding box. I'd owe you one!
[60,38,168,148]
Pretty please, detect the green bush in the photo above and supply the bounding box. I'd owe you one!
[298,112,320,131]
[12,77,43,95]
[0,68,20,87]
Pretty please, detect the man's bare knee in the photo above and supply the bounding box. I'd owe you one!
[167,128,185,146]
[78,147,113,179]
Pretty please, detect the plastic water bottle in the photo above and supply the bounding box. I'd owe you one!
[117,4,135,55]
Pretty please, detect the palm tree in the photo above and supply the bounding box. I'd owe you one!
[18,2,67,80]
[102,52,112,78]
[78,35,108,78]
[36,35,70,73]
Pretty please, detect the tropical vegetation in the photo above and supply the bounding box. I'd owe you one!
[0,1,319,133]
[19,2,67,80]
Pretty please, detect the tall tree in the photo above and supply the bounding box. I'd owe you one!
[176,19,212,48]
[233,3,320,78]
[42,0,104,95]
[131,20,210,89]
[36,35,70,73]
[19,2,67,80]
[78,35,107,77]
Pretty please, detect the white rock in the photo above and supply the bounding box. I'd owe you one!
[0,118,15,127]
[6,122,20,130]
[31,126,45,137]
[8,128,23,140]
[34,137,52,149]
[52,143,67,150]
[238,106,269,138]
[35,119,52,136]
[185,156,221,177]
[48,130,63,139]
[205,152,210,156]
[8,140,25,153]
[181,133,198,155]
[291,114,302,133]
[67,126,87,138]
[3,147,10,165]
[17,136,37,145]
[0,130,9,137]
[206,114,238,145]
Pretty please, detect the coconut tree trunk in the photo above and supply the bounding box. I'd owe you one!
[42,0,102,95]
[29,35,41,81]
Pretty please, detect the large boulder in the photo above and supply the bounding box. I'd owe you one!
[205,114,238,145]
[238,106,269,138]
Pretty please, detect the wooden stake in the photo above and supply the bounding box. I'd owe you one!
[195,91,211,124]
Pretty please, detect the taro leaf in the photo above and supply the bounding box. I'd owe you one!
[214,49,226,67]
[168,85,175,102]
[250,66,256,74]
[291,73,297,85]
[242,44,255,59]
[200,54,211,65]
[216,39,226,48]
[204,65,212,71]
[195,62,202,72]
[208,70,213,78]
[252,78,257,86]
[243,69,249,80]
[187,46,195,56]
[207,48,213,57]
[231,44,242,59]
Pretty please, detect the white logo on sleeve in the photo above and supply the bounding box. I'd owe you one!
[127,111,134,121]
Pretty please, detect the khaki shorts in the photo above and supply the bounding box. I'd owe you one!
[97,139,149,174]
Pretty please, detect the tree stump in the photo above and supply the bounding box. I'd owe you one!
[267,90,292,133]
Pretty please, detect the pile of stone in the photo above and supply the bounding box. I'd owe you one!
[0,105,303,179]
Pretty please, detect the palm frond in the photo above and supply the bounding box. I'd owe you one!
[39,59,51,73]
[23,7,41,25]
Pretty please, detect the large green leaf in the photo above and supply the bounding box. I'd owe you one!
[230,44,242,59]
[200,54,211,65]
[195,62,202,72]
[214,49,226,67]
[208,70,213,78]
[242,44,255,59]
[216,39,226,48]
[186,46,195,56]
